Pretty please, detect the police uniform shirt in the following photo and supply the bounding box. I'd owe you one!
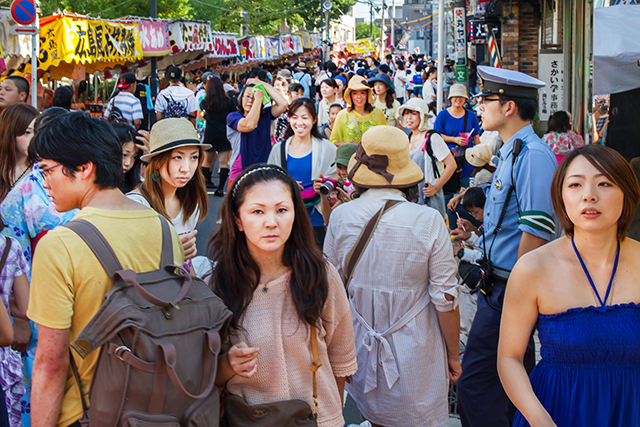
[480,124,557,271]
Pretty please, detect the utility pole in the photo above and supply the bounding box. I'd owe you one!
[391,0,395,48]
[380,0,386,58]
[436,0,445,112]
[370,1,373,40]
[150,0,158,127]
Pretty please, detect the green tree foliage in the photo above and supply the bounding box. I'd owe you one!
[39,0,355,36]
[355,21,379,40]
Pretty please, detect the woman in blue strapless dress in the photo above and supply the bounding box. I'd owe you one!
[497,145,640,427]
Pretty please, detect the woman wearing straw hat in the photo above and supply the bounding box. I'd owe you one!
[126,118,209,273]
[324,125,462,427]
[397,98,456,220]
[329,76,386,146]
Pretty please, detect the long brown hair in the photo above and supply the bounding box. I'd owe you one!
[208,164,329,331]
[0,104,38,202]
[140,148,209,225]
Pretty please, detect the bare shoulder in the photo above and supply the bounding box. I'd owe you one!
[509,238,567,290]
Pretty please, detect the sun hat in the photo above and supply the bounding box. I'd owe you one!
[117,73,136,89]
[347,126,424,188]
[448,83,469,100]
[141,118,212,162]
[465,143,493,167]
[343,75,375,108]
[368,73,393,90]
[296,62,307,70]
[396,98,432,131]
[332,143,358,167]
[165,66,182,83]
[277,69,292,79]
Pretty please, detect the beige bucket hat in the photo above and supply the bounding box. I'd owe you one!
[141,118,211,162]
[465,143,493,167]
[448,83,469,100]
[347,126,424,188]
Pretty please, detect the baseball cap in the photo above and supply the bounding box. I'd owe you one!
[117,73,136,89]
[165,66,182,83]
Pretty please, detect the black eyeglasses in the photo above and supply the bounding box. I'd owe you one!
[479,97,502,105]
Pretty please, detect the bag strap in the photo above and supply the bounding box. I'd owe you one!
[349,112,363,142]
[463,109,469,136]
[64,215,174,277]
[280,140,288,172]
[0,237,12,273]
[69,349,90,415]
[309,325,321,416]
[343,200,403,290]
[425,130,441,180]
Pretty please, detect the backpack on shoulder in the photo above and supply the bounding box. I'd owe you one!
[162,93,190,119]
[424,129,442,180]
[65,216,232,427]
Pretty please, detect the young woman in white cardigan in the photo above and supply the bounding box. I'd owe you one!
[268,97,337,247]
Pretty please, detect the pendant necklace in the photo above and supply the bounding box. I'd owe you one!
[260,272,285,293]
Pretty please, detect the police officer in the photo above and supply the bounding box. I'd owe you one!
[454,66,557,427]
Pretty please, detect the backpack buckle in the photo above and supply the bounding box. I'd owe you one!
[114,345,132,362]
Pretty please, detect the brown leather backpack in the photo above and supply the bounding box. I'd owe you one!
[64,216,232,427]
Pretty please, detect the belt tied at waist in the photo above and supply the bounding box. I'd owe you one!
[350,292,432,394]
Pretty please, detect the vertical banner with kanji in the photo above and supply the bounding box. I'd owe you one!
[453,2,468,83]
[538,53,564,121]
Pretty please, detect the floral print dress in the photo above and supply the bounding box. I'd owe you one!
[542,130,585,163]
[0,164,78,427]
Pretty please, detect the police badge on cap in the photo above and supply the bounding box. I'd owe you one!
[476,66,545,99]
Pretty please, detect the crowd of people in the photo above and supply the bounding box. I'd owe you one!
[0,51,636,427]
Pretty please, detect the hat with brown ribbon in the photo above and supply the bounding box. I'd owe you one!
[347,126,424,189]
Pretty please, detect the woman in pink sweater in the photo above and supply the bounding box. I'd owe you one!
[210,164,357,427]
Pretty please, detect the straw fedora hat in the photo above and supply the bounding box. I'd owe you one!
[465,143,493,167]
[344,75,375,108]
[347,126,424,188]
[141,118,211,162]
[448,83,469,100]
[396,97,432,131]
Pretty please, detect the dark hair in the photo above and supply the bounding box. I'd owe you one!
[547,111,571,133]
[283,98,324,141]
[52,86,73,110]
[5,76,29,96]
[372,79,396,109]
[385,54,392,60]
[288,83,304,94]
[32,111,123,190]
[112,122,142,193]
[497,95,538,121]
[236,84,255,115]
[352,184,420,203]
[395,60,405,71]
[379,64,390,74]
[461,187,486,211]
[551,145,639,241]
[326,62,337,73]
[208,163,329,330]
[220,72,230,83]
[320,78,338,90]
[205,77,229,112]
[0,104,38,201]
[238,73,248,82]
[329,103,343,111]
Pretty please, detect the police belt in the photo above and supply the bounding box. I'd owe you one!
[490,265,511,288]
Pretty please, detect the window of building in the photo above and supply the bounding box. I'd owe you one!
[417,28,424,39]
[541,0,562,50]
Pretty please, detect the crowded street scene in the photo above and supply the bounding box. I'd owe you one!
[0,0,639,426]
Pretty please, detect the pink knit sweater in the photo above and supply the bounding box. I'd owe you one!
[225,264,357,427]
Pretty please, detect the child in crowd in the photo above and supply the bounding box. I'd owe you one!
[405,68,414,99]
[451,186,486,264]
[321,103,343,140]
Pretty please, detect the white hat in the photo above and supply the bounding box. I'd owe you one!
[396,98,432,131]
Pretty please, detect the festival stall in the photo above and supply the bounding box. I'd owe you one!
[0,7,34,72]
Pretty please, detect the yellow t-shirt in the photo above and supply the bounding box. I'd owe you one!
[28,207,184,427]
[329,108,387,144]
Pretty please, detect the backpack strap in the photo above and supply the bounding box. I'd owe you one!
[0,237,12,273]
[343,200,403,290]
[158,216,175,269]
[64,219,123,278]
[425,130,441,180]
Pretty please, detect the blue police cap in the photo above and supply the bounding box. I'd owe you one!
[476,65,545,99]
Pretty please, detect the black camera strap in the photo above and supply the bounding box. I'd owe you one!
[280,140,288,172]
[482,139,524,286]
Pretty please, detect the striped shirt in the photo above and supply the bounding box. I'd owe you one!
[104,92,143,126]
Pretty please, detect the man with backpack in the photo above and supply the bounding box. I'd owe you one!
[155,66,198,126]
[27,112,230,427]
[103,73,143,129]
